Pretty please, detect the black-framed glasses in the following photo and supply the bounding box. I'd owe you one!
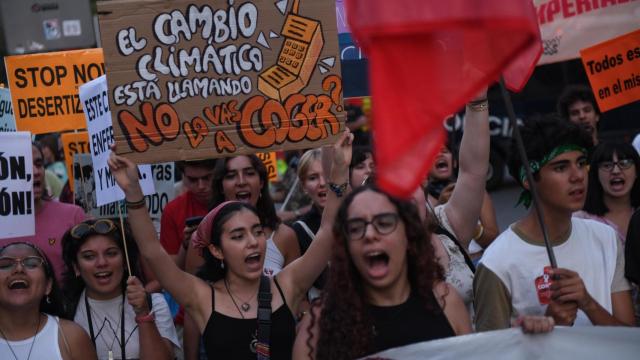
[345,213,399,240]
[70,219,117,239]
[0,256,46,271]
[598,159,634,172]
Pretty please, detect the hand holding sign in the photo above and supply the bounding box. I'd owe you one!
[108,144,144,201]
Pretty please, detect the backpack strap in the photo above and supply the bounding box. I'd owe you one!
[433,225,476,273]
[256,275,272,360]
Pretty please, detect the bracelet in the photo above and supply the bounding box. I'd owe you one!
[328,182,348,198]
[126,197,146,210]
[466,98,489,112]
[135,312,155,324]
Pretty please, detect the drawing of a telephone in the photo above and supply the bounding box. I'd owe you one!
[258,0,324,101]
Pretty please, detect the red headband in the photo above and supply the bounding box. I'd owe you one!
[191,201,242,252]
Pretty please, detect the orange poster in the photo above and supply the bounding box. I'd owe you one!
[257,152,278,182]
[580,29,640,112]
[4,49,105,134]
[61,131,90,189]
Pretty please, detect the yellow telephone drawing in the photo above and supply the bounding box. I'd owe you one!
[258,0,324,101]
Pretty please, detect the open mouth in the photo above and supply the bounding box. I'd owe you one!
[236,192,252,202]
[569,188,584,198]
[435,159,449,171]
[365,251,390,279]
[9,280,29,290]
[610,178,625,191]
[94,271,113,284]
[33,181,42,190]
[244,253,262,271]
[317,191,327,199]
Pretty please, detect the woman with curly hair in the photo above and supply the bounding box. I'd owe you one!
[61,219,179,360]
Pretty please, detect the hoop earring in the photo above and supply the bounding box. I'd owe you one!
[46,295,51,304]
[221,261,225,269]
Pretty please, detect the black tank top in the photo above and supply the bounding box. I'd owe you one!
[368,293,455,354]
[202,276,296,359]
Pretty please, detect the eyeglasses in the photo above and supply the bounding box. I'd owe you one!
[598,159,634,172]
[0,256,46,271]
[70,219,117,239]
[345,213,399,240]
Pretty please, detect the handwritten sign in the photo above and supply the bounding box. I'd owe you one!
[0,132,35,239]
[4,49,105,134]
[97,0,344,164]
[257,152,278,181]
[580,29,640,112]
[79,75,155,206]
[0,88,16,132]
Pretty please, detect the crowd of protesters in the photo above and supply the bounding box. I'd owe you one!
[1,83,639,360]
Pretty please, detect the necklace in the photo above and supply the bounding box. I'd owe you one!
[224,278,257,313]
[0,313,42,360]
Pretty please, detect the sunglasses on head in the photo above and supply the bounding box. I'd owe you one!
[70,219,117,239]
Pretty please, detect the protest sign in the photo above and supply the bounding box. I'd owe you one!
[73,154,172,220]
[61,131,90,189]
[0,88,16,132]
[0,132,35,239]
[4,48,105,134]
[580,29,640,112]
[97,0,344,164]
[78,75,154,206]
[368,327,640,360]
[257,152,278,182]
[535,0,640,65]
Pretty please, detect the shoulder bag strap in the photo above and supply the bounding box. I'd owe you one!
[256,275,272,360]
[433,225,476,273]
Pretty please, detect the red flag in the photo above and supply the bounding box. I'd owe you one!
[346,0,541,197]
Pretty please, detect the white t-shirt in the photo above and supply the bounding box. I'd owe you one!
[480,218,619,326]
[0,314,63,360]
[74,291,180,360]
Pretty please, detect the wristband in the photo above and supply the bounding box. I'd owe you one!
[466,99,489,112]
[135,312,155,324]
[126,197,146,210]
[328,182,348,198]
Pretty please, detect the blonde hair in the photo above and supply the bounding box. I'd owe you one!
[297,149,322,182]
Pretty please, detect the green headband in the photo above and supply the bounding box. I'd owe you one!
[516,144,587,208]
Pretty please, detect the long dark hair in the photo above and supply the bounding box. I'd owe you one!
[197,202,261,282]
[210,154,279,230]
[584,141,640,216]
[60,218,143,317]
[307,185,445,359]
[0,242,66,318]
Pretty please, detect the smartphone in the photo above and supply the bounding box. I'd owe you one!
[185,216,204,227]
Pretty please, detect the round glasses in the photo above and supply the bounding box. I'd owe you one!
[345,213,399,240]
[70,219,117,239]
[0,256,46,272]
[598,159,634,172]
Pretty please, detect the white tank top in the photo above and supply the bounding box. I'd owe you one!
[263,232,284,277]
[0,314,63,360]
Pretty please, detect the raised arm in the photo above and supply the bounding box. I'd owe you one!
[278,130,353,308]
[444,91,490,246]
[107,150,211,326]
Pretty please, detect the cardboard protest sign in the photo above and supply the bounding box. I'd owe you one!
[535,0,640,65]
[78,75,154,206]
[97,0,344,164]
[0,132,35,239]
[147,162,176,221]
[4,48,105,134]
[257,152,278,181]
[0,88,16,132]
[580,29,640,112]
[61,131,91,189]
[72,153,99,216]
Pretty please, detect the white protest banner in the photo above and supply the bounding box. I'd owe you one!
[367,327,640,360]
[0,132,34,238]
[0,88,16,132]
[147,162,175,221]
[535,0,640,65]
[73,154,175,221]
[79,75,154,206]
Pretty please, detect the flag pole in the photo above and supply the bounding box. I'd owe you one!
[116,202,133,276]
[498,78,558,269]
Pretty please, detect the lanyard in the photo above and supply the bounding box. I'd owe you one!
[84,292,126,360]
